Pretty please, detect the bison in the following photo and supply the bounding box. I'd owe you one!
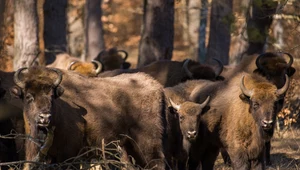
[99,58,224,87]
[67,60,103,77]
[11,66,166,170]
[186,72,289,170]
[221,52,295,165]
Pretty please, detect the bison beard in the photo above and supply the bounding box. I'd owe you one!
[12,66,166,170]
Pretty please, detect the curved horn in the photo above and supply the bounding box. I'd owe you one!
[169,98,180,111]
[117,50,128,61]
[240,75,253,97]
[255,53,266,71]
[14,67,28,88]
[281,52,294,68]
[48,68,63,87]
[67,61,78,70]
[212,58,223,76]
[183,59,193,78]
[276,74,289,96]
[92,60,103,75]
[199,96,210,108]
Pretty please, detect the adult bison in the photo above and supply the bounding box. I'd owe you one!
[186,72,289,170]
[11,66,166,170]
[221,52,295,165]
[99,59,224,87]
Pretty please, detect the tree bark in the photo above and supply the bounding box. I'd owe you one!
[14,0,39,70]
[206,0,233,65]
[43,0,67,64]
[84,0,105,61]
[245,0,278,55]
[138,0,174,67]
[187,0,201,61]
[198,0,208,63]
[0,0,6,41]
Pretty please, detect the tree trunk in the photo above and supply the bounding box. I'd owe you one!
[206,0,233,65]
[198,0,208,63]
[43,0,67,64]
[14,0,39,70]
[187,0,201,61]
[245,0,278,55]
[138,0,174,67]
[0,0,5,41]
[84,0,105,61]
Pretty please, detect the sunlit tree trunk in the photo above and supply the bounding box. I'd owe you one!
[138,0,174,67]
[84,0,105,61]
[245,0,278,55]
[43,0,67,64]
[206,0,233,65]
[14,0,39,70]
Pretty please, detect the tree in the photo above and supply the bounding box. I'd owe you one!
[206,0,233,65]
[198,0,208,63]
[245,0,278,55]
[138,0,174,67]
[43,0,67,64]
[14,0,39,70]
[0,0,5,41]
[84,0,105,61]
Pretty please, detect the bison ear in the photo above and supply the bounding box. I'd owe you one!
[54,86,64,98]
[287,67,295,77]
[10,86,23,99]
[239,94,250,103]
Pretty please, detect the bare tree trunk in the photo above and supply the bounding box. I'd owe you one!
[84,0,105,61]
[0,0,5,41]
[206,0,233,65]
[138,0,174,67]
[198,0,208,63]
[14,0,39,70]
[43,0,67,64]
[245,0,278,55]
[187,0,201,61]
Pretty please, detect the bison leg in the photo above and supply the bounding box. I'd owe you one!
[265,141,271,166]
[220,148,231,165]
[230,152,250,170]
[200,146,219,170]
[251,152,265,170]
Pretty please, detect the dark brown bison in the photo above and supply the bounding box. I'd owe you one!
[99,58,224,87]
[186,72,289,170]
[11,66,166,169]
[93,47,131,70]
[221,52,295,165]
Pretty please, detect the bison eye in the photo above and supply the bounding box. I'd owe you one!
[253,102,259,110]
[25,93,34,103]
[179,115,185,120]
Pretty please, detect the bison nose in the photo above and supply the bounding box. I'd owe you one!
[39,114,52,125]
[261,120,273,129]
[187,130,197,139]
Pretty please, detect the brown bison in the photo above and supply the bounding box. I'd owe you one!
[221,52,295,165]
[67,60,103,77]
[93,47,131,70]
[186,72,289,169]
[11,66,166,169]
[99,58,224,87]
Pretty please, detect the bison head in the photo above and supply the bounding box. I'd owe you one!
[169,96,210,141]
[94,48,131,71]
[239,74,289,132]
[183,58,224,82]
[11,67,64,128]
[254,52,295,88]
[68,60,103,77]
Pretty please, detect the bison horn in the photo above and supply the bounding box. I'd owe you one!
[117,50,128,61]
[14,67,28,88]
[169,98,180,111]
[67,61,78,70]
[199,96,210,108]
[255,53,266,71]
[240,75,253,97]
[276,74,289,96]
[281,52,294,68]
[92,60,103,75]
[212,58,223,77]
[48,68,63,87]
[183,59,193,78]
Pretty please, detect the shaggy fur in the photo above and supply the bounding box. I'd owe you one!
[99,59,223,87]
[68,62,100,77]
[13,66,166,170]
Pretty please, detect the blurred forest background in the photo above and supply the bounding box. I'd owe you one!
[0,0,300,168]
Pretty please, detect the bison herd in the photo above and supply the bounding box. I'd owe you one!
[0,50,296,170]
